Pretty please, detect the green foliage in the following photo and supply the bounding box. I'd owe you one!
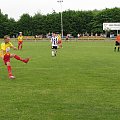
[17,14,32,35]
[0,7,120,37]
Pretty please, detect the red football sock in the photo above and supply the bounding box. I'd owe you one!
[18,44,20,50]
[7,66,12,76]
[14,55,23,61]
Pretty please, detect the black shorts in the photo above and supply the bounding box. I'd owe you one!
[52,46,57,49]
[115,41,120,46]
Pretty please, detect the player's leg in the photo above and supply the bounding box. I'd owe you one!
[3,53,15,79]
[54,46,57,56]
[20,41,23,50]
[51,46,57,57]
[20,44,22,50]
[18,41,20,50]
[114,41,118,51]
[54,49,57,56]
[59,40,62,48]
[118,46,120,51]
[51,48,56,57]
[11,54,30,63]
[51,46,54,56]
[57,41,60,49]
[18,41,23,50]
[19,42,22,50]
[60,41,62,48]
[114,46,116,51]
[117,42,120,51]
[52,49,55,56]
[6,62,15,79]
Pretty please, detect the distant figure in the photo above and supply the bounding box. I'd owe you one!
[95,33,98,37]
[17,32,23,50]
[58,34,62,48]
[51,33,58,57]
[66,35,69,41]
[91,32,93,37]
[77,33,80,38]
[114,34,120,52]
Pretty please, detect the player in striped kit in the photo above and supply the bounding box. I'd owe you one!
[51,33,58,57]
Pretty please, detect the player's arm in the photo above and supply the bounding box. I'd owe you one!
[11,46,17,50]
[1,44,5,59]
[1,50,5,59]
[9,42,17,50]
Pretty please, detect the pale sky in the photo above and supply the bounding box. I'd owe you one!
[0,0,120,20]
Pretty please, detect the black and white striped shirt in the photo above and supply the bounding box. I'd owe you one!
[51,37,58,46]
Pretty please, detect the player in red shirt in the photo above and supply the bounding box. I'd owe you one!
[114,34,120,52]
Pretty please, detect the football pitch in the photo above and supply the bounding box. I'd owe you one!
[0,40,120,120]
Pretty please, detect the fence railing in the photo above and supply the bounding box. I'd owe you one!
[0,36,115,41]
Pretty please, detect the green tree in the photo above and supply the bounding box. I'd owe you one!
[17,14,32,35]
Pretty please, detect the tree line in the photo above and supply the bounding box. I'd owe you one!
[0,7,120,38]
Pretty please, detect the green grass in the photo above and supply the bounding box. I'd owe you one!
[0,40,120,120]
